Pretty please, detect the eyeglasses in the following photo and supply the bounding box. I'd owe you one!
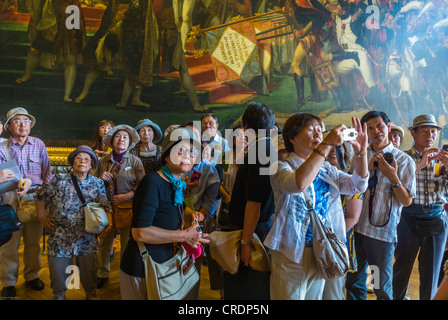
[202,121,216,126]
[12,119,32,125]
[74,156,91,163]
[175,146,199,158]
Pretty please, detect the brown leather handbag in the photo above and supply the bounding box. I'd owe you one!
[112,199,133,229]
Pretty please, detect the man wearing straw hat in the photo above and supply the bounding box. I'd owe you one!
[393,114,448,300]
[0,107,53,299]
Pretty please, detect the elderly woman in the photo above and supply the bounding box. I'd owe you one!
[35,145,111,300]
[129,119,163,174]
[120,127,209,300]
[264,113,369,300]
[95,124,145,288]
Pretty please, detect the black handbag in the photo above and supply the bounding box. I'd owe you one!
[406,214,445,237]
[0,204,23,247]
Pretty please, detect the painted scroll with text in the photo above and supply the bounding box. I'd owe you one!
[206,21,261,83]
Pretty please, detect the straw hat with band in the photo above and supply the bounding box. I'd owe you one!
[4,107,36,132]
[390,123,405,137]
[103,124,140,151]
[68,145,99,169]
[134,119,163,144]
[408,114,443,131]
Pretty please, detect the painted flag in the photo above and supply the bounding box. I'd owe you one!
[206,21,261,83]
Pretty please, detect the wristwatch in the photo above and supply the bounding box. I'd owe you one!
[241,239,252,245]
[391,181,402,189]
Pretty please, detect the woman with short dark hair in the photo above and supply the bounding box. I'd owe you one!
[265,113,369,300]
[241,102,276,135]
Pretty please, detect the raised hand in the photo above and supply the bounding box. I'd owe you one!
[347,117,368,155]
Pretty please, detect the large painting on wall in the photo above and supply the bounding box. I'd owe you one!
[0,0,447,158]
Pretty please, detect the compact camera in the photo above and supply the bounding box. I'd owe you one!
[343,128,358,141]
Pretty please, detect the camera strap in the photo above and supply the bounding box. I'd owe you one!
[368,169,392,227]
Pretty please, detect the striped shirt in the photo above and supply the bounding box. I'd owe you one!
[354,143,416,243]
[405,147,447,205]
[0,136,53,187]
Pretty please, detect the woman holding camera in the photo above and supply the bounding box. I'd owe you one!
[264,113,369,300]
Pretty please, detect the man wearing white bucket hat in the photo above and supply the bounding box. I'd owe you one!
[0,107,53,299]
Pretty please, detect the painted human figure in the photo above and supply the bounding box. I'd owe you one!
[16,0,87,104]
[332,0,381,108]
[158,0,208,112]
[284,0,360,111]
[76,0,207,112]
[173,0,195,54]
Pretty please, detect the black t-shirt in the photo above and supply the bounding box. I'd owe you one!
[228,137,275,228]
[120,172,182,278]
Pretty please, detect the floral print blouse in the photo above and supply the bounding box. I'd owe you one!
[34,173,112,258]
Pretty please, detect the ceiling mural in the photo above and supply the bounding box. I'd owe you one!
[0,0,447,153]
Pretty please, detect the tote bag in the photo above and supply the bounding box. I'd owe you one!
[137,242,199,300]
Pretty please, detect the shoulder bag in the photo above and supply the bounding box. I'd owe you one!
[137,206,199,300]
[303,188,349,279]
[285,158,349,279]
[0,204,22,247]
[71,174,109,234]
[207,229,271,274]
[112,200,133,229]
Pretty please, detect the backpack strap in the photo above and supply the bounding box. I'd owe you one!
[3,140,11,161]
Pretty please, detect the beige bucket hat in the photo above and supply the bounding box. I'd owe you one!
[4,107,36,131]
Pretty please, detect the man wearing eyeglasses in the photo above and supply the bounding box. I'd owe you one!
[0,107,53,299]
[200,113,230,165]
